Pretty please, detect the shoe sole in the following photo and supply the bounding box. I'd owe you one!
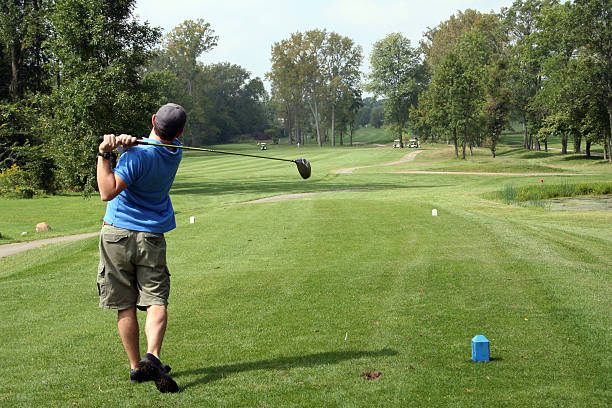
[138,361,179,393]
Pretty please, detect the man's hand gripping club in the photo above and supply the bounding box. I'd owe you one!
[97,134,137,202]
[99,133,138,153]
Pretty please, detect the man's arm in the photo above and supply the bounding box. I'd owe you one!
[97,134,136,201]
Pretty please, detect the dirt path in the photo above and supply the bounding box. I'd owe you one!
[333,150,423,174]
[391,170,579,176]
[333,149,585,176]
[0,232,99,259]
[244,189,373,204]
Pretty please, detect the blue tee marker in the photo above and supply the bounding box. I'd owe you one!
[472,335,490,362]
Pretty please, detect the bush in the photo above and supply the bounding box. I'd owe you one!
[0,164,34,198]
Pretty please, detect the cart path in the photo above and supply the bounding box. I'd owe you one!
[333,149,585,176]
[333,150,424,174]
[0,232,99,259]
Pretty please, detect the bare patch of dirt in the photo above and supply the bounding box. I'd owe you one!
[243,188,373,204]
[362,371,382,381]
[333,150,423,174]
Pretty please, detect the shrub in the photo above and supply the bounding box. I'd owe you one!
[0,164,34,198]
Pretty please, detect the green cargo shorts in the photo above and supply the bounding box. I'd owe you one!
[97,225,170,310]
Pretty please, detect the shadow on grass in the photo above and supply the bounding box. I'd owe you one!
[493,148,526,157]
[520,151,555,159]
[559,154,605,162]
[171,178,445,197]
[175,348,398,389]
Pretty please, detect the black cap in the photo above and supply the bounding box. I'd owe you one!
[154,103,186,138]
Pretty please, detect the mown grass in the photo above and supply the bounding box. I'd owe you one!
[0,129,611,407]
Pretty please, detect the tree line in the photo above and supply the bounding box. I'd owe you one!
[267,0,610,161]
[1,0,610,197]
[0,0,271,196]
[410,0,611,160]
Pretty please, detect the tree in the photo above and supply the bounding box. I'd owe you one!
[370,105,384,128]
[198,63,268,144]
[41,0,162,192]
[367,33,425,148]
[484,58,511,157]
[571,0,612,162]
[417,31,490,158]
[149,19,218,146]
[300,29,326,147]
[268,29,362,147]
[0,0,51,101]
[421,9,505,72]
[322,32,362,146]
[502,0,558,150]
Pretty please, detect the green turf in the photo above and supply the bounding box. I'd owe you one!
[0,136,610,407]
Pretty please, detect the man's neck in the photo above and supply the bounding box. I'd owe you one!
[149,129,176,151]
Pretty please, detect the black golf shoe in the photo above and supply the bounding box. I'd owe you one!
[138,353,179,393]
[130,363,171,384]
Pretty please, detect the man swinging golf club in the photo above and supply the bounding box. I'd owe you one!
[96,103,186,393]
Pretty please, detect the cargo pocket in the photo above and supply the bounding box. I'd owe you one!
[142,233,166,266]
[103,228,129,245]
[143,233,166,250]
[97,263,106,298]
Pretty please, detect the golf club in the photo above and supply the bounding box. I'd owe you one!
[101,137,311,179]
[135,140,311,180]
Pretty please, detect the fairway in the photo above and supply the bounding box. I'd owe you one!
[1,141,611,407]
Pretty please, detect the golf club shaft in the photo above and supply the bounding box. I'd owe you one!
[135,140,295,163]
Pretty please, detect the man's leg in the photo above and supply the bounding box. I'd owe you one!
[145,305,167,358]
[117,307,140,369]
[139,304,178,392]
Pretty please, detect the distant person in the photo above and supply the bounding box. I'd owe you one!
[96,103,186,393]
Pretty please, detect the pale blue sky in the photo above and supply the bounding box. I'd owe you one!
[134,0,515,86]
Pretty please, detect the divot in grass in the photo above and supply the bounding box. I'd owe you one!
[362,371,382,381]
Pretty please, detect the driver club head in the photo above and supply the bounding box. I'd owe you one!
[293,158,311,179]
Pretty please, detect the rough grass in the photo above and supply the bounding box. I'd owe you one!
[490,182,612,205]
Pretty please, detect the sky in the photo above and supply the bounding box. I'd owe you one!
[134,0,515,88]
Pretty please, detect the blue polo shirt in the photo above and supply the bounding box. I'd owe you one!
[103,138,183,233]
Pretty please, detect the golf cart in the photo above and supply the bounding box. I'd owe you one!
[407,138,419,148]
[260,142,267,151]
[392,139,401,148]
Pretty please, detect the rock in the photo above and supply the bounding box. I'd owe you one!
[36,222,51,232]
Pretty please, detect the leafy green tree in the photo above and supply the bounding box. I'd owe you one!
[149,19,218,146]
[571,0,612,161]
[419,31,491,158]
[268,33,309,145]
[367,33,425,148]
[355,104,371,128]
[198,63,267,144]
[484,58,511,157]
[322,32,362,146]
[0,0,51,100]
[502,0,557,150]
[370,105,384,128]
[421,9,505,72]
[41,0,162,193]
[300,29,327,147]
[269,29,362,147]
